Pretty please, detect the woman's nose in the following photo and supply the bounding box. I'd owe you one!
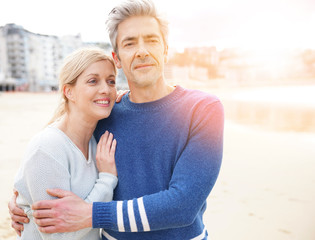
[99,81,110,94]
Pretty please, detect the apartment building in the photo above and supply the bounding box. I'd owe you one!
[0,23,84,91]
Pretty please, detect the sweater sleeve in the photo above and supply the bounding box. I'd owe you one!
[17,148,116,239]
[92,100,224,232]
[85,172,118,203]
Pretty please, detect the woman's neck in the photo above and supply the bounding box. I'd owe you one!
[56,114,97,160]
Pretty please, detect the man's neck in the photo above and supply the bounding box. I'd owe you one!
[128,82,175,103]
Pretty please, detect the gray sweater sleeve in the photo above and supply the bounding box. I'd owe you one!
[85,172,118,203]
[15,147,117,240]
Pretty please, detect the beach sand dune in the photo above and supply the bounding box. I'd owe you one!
[0,90,315,240]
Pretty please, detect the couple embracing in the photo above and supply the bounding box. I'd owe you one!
[9,1,224,239]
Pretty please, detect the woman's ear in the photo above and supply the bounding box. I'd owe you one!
[63,84,74,102]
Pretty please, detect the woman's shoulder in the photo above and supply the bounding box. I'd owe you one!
[25,125,73,159]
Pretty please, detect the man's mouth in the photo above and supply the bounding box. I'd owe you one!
[134,64,154,70]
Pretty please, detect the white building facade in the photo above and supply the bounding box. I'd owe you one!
[0,23,84,91]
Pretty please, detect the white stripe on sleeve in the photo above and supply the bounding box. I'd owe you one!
[116,201,125,232]
[137,197,150,231]
[127,200,138,232]
[191,227,206,240]
[102,229,118,240]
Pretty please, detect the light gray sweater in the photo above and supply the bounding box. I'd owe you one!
[14,125,118,240]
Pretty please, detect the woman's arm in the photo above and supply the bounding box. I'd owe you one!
[15,133,117,240]
[85,131,118,203]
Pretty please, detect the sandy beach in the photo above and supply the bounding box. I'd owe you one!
[0,87,315,240]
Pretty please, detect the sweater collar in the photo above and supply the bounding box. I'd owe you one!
[121,85,184,111]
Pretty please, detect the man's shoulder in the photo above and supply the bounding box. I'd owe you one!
[178,86,221,106]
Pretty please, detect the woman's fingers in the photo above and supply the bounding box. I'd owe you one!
[96,133,103,157]
[110,139,117,157]
[99,131,113,156]
[96,131,115,160]
[102,131,110,151]
[105,133,114,153]
[97,131,108,157]
[96,131,117,175]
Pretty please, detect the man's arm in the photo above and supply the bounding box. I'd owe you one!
[32,189,93,233]
[32,100,224,233]
[93,100,224,231]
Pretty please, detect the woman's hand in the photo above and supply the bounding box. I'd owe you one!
[96,131,117,176]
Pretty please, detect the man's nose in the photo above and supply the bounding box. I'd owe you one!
[136,42,149,59]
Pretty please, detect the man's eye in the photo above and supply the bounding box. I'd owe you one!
[125,42,134,47]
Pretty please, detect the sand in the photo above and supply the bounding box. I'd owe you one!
[0,88,315,240]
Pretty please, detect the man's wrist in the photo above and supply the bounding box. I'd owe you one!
[84,203,93,228]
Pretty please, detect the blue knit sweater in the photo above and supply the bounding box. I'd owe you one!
[93,85,224,240]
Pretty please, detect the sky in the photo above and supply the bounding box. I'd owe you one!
[1,0,315,51]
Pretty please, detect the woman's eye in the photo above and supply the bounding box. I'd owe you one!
[88,79,97,84]
[108,79,116,85]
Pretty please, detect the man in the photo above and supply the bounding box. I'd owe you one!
[9,0,224,239]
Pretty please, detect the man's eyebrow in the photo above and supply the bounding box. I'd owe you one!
[121,34,160,43]
[121,36,137,43]
[143,34,160,39]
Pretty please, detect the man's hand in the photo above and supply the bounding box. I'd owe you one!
[116,90,129,103]
[8,190,29,236]
[32,189,93,233]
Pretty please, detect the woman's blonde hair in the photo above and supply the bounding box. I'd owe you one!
[48,47,116,125]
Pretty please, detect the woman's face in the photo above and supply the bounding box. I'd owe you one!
[67,60,117,122]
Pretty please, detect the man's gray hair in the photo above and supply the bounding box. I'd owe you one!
[106,0,169,53]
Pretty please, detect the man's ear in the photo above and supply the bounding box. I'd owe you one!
[112,52,122,69]
[63,84,74,102]
[164,45,169,63]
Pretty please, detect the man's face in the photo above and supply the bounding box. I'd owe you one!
[113,16,168,88]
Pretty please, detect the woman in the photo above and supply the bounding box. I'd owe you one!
[14,47,118,239]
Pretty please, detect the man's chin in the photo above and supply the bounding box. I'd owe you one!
[132,78,158,88]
